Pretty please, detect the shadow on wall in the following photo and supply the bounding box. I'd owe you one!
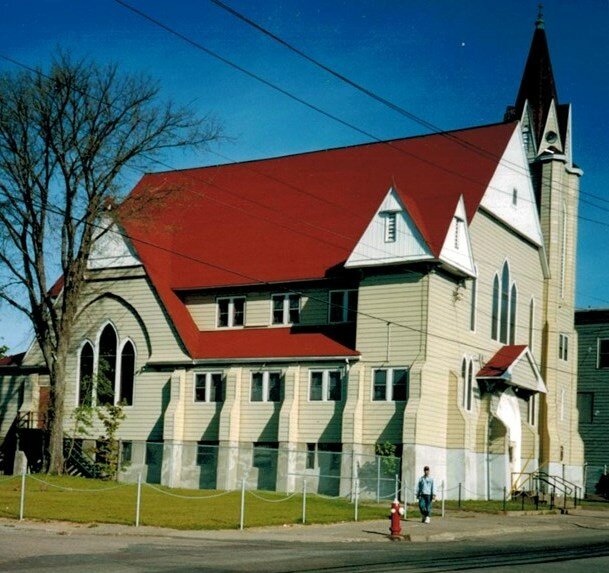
[145,379,171,484]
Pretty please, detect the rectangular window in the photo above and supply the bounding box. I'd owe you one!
[373,368,409,401]
[306,443,316,469]
[196,441,219,466]
[250,371,282,402]
[527,394,536,426]
[577,392,594,424]
[385,212,397,242]
[194,372,224,402]
[271,293,301,325]
[598,339,609,368]
[309,370,342,401]
[329,289,358,323]
[217,296,245,328]
[121,441,133,464]
[559,333,569,361]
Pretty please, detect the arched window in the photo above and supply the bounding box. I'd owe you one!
[509,284,518,345]
[466,359,474,411]
[491,274,500,341]
[500,262,510,343]
[470,265,478,332]
[560,203,567,300]
[78,342,94,407]
[119,341,136,406]
[528,297,535,350]
[98,324,117,405]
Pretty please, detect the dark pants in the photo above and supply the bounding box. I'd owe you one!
[418,494,432,517]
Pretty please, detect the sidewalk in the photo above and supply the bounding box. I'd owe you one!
[2,508,609,544]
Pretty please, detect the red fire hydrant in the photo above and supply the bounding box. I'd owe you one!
[389,498,404,536]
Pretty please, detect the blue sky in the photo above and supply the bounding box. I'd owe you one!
[1,0,608,352]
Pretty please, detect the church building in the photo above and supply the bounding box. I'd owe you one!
[2,14,584,498]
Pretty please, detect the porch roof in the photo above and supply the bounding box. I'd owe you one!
[477,345,546,393]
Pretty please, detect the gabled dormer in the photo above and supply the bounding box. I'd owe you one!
[345,187,432,268]
[438,196,475,277]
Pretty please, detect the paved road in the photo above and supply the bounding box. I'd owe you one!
[1,515,609,572]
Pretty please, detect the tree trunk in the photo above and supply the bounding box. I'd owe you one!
[47,346,68,474]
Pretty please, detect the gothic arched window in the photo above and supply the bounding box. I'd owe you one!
[78,342,94,407]
[509,284,518,345]
[491,274,500,341]
[98,324,117,405]
[500,262,510,343]
[119,341,136,406]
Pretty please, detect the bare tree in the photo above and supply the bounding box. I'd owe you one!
[0,53,220,473]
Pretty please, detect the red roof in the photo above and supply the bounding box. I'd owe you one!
[118,122,517,357]
[192,327,358,360]
[0,352,25,367]
[477,345,528,378]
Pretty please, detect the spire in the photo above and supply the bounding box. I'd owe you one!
[513,9,558,145]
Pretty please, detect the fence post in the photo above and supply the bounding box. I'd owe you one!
[240,476,246,531]
[19,463,26,521]
[458,483,462,509]
[354,479,359,522]
[503,486,507,512]
[302,479,307,525]
[441,480,445,518]
[376,457,381,504]
[135,473,142,527]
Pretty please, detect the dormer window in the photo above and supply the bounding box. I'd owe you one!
[217,296,245,328]
[384,212,397,243]
[272,293,300,325]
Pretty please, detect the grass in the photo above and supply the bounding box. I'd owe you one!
[2,475,603,530]
[0,474,385,530]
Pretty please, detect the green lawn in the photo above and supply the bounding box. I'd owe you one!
[0,475,385,529]
[1,474,597,530]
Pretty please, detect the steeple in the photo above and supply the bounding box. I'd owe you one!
[512,5,559,146]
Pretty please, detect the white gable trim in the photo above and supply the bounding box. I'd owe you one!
[88,215,142,270]
[438,196,475,277]
[345,187,433,268]
[479,125,544,247]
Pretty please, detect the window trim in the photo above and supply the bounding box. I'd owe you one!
[76,340,95,407]
[270,293,301,326]
[216,296,246,328]
[250,370,282,403]
[559,333,569,362]
[328,289,358,324]
[597,338,609,369]
[118,337,137,407]
[371,367,409,402]
[193,371,225,403]
[308,369,342,402]
[96,321,119,407]
[384,212,397,243]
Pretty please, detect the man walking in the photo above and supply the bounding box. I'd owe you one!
[416,465,435,523]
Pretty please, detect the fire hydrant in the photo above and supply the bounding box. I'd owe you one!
[389,499,404,536]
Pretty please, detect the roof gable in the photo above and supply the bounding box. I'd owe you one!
[479,126,544,246]
[438,196,475,277]
[477,345,546,393]
[345,187,432,268]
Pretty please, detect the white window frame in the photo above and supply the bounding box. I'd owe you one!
[597,338,609,369]
[250,371,282,403]
[118,337,137,408]
[271,293,301,325]
[527,393,537,426]
[372,367,409,402]
[559,333,569,362]
[309,369,342,402]
[76,339,95,407]
[95,320,119,407]
[193,371,224,403]
[461,356,474,412]
[469,266,478,332]
[216,296,245,328]
[328,289,358,324]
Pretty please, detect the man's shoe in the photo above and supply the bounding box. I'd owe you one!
[425,516,430,524]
